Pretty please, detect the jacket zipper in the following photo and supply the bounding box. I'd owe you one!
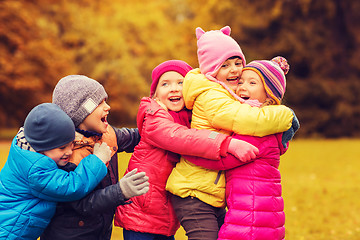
[214,171,222,185]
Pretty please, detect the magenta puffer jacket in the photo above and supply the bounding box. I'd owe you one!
[185,133,288,240]
[114,97,231,236]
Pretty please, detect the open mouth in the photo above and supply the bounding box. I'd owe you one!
[240,96,250,100]
[169,96,181,102]
[101,115,108,123]
[227,77,239,83]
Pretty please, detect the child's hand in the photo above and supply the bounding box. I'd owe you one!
[154,98,167,111]
[119,168,149,199]
[93,142,112,164]
[227,139,259,163]
[281,108,300,148]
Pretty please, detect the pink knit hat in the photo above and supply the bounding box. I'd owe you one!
[150,60,193,97]
[196,26,246,79]
[243,56,289,105]
[195,26,248,104]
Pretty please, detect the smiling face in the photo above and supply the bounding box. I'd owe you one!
[42,141,74,167]
[236,69,268,103]
[78,99,110,134]
[215,57,244,91]
[153,71,185,112]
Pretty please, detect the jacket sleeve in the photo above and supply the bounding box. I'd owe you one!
[202,88,293,137]
[64,183,128,216]
[143,107,230,160]
[184,153,248,171]
[184,70,294,137]
[112,126,140,153]
[278,133,289,156]
[28,154,107,202]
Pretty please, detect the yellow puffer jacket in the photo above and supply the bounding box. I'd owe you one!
[166,69,294,207]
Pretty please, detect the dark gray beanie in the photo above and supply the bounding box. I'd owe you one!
[52,75,108,127]
[24,103,75,152]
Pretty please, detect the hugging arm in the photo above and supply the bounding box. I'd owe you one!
[184,151,249,171]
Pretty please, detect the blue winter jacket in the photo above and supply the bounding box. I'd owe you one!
[0,136,108,240]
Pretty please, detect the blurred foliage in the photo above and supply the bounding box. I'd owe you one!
[1,0,359,138]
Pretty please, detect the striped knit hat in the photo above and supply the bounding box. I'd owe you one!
[243,56,289,105]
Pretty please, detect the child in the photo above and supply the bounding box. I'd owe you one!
[114,60,259,240]
[0,103,111,240]
[186,57,297,240]
[166,26,298,240]
[40,75,149,240]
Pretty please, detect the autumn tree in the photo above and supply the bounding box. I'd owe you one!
[0,0,78,127]
[1,0,360,137]
[183,0,360,137]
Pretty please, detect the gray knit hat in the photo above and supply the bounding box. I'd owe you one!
[52,75,108,127]
[24,103,75,152]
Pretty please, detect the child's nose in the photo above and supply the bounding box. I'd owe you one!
[236,85,246,94]
[170,84,181,92]
[238,84,246,90]
[230,64,239,72]
[105,102,111,111]
[67,148,73,155]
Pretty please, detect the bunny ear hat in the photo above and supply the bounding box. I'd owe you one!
[195,26,248,103]
[196,26,246,79]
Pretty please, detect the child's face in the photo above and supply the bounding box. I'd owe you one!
[153,71,185,112]
[216,57,243,91]
[236,69,268,103]
[78,99,110,134]
[42,142,74,167]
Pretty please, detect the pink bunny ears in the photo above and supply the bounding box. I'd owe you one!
[196,26,231,40]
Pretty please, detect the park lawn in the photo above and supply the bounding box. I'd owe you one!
[1,139,360,240]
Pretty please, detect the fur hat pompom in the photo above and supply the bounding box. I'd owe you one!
[271,56,290,75]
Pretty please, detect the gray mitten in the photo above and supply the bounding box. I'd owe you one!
[93,142,111,164]
[119,168,149,199]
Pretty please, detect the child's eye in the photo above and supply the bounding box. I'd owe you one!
[221,64,228,68]
[161,82,169,87]
[178,81,183,85]
[235,62,243,67]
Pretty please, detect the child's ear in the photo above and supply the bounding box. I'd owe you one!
[220,26,231,36]
[196,27,205,40]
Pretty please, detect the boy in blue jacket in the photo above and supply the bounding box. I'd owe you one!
[41,75,149,240]
[0,103,112,240]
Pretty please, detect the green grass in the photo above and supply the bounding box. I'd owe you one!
[1,139,360,240]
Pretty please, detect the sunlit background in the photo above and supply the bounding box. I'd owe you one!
[1,0,360,138]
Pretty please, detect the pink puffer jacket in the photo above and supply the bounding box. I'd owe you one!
[114,97,231,236]
[185,133,288,240]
